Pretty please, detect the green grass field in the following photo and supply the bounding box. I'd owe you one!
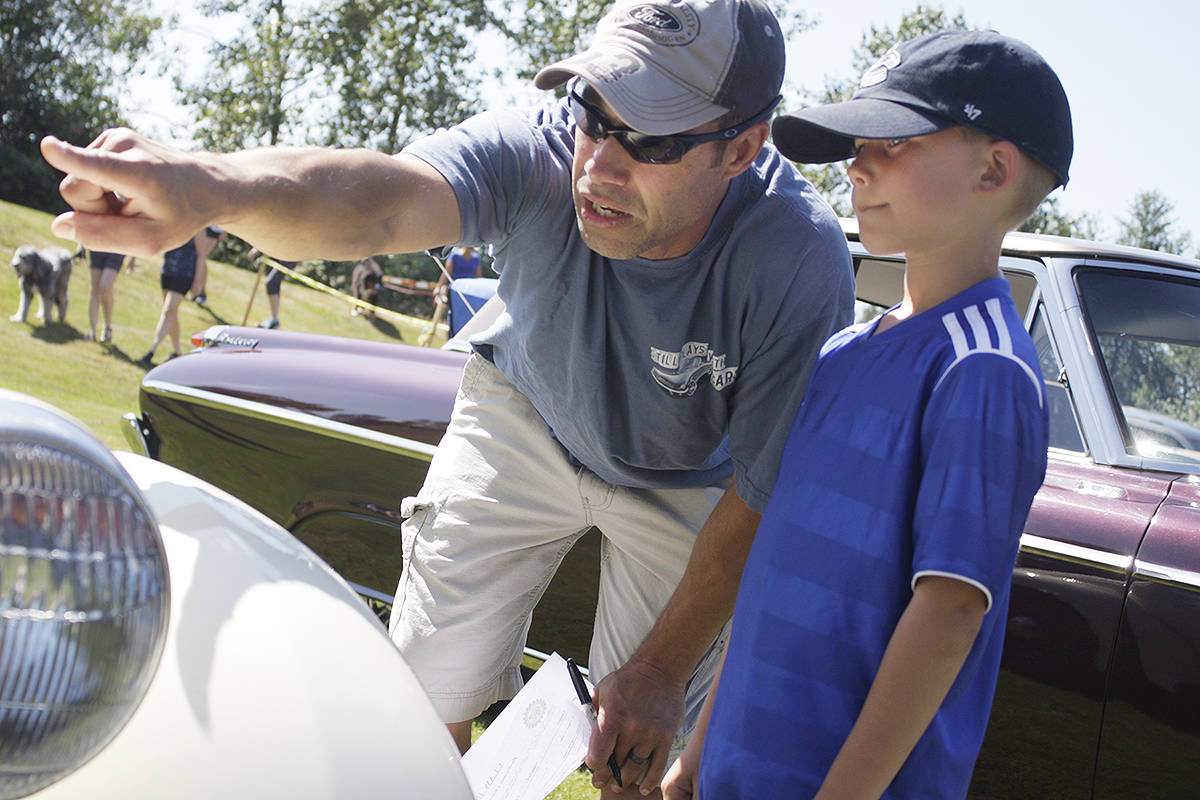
[0,199,436,451]
[1,199,599,800]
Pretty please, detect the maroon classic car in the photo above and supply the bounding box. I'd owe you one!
[122,225,1200,798]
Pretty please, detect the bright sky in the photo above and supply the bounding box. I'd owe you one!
[780,0,1198,245]
[126,0,1197,247]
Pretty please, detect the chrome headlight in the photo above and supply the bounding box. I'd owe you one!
[0,391,169,799]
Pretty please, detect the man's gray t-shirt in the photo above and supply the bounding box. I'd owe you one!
[404,98,854,513]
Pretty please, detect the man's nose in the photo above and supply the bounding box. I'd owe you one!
[585,134,633,182]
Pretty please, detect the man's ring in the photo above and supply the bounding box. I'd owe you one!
[629,752,652,766]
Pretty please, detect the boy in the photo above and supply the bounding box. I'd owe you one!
[663,30,1071,799]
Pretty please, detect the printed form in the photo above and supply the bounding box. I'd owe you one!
[461,652,594,800]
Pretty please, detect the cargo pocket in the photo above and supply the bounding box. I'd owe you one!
[393,495,437,614]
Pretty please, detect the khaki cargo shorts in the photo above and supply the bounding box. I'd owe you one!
[389,354,729,756]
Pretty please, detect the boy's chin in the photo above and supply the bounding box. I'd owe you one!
[857,233,905,257]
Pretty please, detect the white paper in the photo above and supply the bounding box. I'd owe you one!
[461,652,595,800]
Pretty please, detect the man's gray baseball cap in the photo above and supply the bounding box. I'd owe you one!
[534,0,785,135]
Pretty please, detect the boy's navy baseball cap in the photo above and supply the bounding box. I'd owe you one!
[534,0,785,135]
[772,30,1073,187]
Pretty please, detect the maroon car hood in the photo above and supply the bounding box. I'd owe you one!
[142,325,468,446]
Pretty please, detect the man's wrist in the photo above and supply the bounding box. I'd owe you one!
[626,646,697,688]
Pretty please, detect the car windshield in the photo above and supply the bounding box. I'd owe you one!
[1078,268,1200,466]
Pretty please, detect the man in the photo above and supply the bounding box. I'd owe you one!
[40,0,853,795]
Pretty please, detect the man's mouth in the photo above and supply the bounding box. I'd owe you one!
[592,201,626,218]
[586,197,631,220]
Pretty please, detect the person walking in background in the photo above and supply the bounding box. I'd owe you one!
[187,225,226,305]
[247,247,296,329]
[83,248,130,343]
[419,245,483,346]
[137,229,207,367]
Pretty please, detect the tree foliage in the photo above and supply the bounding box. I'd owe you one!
[312,0,489,152]
[489,0,814,98]
[1116,189,1195,256]
[177,0,316,149]
[1017,196,1099,239]
[1,0,159,212]
[181,0,490,153]
[487,0,611,86]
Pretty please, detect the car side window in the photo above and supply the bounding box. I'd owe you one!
[1077,268,1200,466]
[1031,304,1085,453]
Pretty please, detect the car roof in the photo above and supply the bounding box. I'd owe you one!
[837,218,1200,273]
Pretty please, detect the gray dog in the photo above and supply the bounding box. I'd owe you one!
[10,245,73,324]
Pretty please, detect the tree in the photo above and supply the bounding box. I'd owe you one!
[1018,196,1099,239]
[311,0,490,153]
[489,0,814,99]
[1,0,160,212]
[1116,190,1195,256]
[176,0,316,149]
[487,0,610,86]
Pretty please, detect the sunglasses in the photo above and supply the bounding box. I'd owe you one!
[567,86,782,165]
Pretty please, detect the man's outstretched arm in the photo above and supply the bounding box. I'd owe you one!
[40,129,461,260]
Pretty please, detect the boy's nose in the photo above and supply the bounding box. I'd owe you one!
[846,150,872,185]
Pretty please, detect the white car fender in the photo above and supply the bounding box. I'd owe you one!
[34,452,472,800]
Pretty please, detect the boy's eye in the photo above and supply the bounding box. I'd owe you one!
[887,137,909,148]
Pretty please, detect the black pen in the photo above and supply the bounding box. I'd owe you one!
[566,657,622,788]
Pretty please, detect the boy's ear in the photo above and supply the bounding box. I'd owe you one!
[977,140,1021,194]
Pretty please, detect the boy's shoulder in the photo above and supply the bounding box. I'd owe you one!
[813,277,1043,408]
[930,278,1042,402]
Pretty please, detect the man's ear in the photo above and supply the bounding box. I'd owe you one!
[978,140,1021,194]
[721,121,769,178]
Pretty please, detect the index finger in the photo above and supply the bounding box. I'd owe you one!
[41,135,145,205]
[587,708,620,788]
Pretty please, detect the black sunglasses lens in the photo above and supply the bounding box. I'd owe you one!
[621,134,687,163]
[569,94,608,141]
[569,91,688,163]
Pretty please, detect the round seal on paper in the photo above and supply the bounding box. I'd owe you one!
[624,3,700,46]
[523,698,548,728]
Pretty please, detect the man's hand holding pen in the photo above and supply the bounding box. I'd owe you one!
[586,657,687,796]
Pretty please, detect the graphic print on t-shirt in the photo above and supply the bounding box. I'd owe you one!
[649,341,738,396]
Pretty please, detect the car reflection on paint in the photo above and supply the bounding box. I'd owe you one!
[123,227,1200,798]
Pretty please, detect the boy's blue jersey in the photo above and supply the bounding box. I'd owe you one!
[698,278,1048,799]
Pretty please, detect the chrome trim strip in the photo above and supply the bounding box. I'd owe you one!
[1019,533,1133,573]
[121,412,151,458]
[142,380,438,461]
[349,583,396,604]
[1132,560,1200,591]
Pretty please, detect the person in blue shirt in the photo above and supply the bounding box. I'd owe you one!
[418,245,483,346]
[665,31,1070,800]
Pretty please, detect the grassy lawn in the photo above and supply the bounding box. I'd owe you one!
[2,198,600,800]
[0,199,434,451]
